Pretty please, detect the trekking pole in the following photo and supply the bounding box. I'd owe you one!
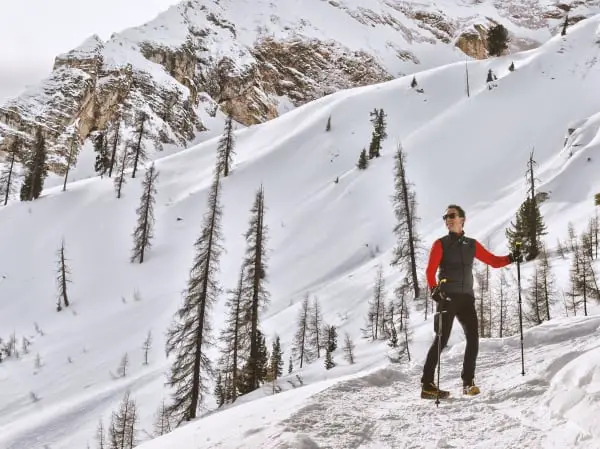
[515,241,525,376]
[435,279,447,406]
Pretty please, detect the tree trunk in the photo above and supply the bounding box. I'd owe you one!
[4,151,15,206]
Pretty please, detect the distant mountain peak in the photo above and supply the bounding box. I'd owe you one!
[0,0,597,177]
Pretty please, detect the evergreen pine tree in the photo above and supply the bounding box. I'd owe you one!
[567,271,580,317]
[581,219,596,260]
[269,336,284,379]
[142,330,152,366]
[538,244,557,321]
[525,150,546,260]
[0,136,20,206]
[269,359,282,394]
[325,115,331,131]
[386,300,399,349]
[410,76,417,88]
[118,353,129,377]
[93,131,111,178]
[388,322,398,348]
[571,233,600,313]
[325,325,337,353]
[566,231,584,316]
[56,239,71,311]
[390,143,421,299]
[508,61,515,72]
[524,268,544,326]
[107,117,122,178]
[129,111,150,179]
[378,109,387,152]
[487,23,509,56]
[153,400,172,437]
[398,294,412,362]
[96,418,106,449]
[523,248,559,327]
[368,108,387,158]
[130,164,159,263]
[108,414,118,449]
[292,293,313,368]
[214,371,225,407]
[588,213,599,260]
[108,391,138,449]
[506,152,547,261]
[21,336,30,354]
[506,196,547,260]
[307,296,324,358]
[218,268,245,403]
[486,69,495,83]
[62,130,80,192]
[238,185,270,393]
[288,355,293,374]
[20,127,48,201]
[256,330,270,384]
[217,115,236,177]
[497,271,509,337]
[357,149,368,169]
[343,333,355,364]
[364,265,386,340]
[556,237,568,259]
[368,109,378,159]
[165,158,224,424]
[474,268,491,337]
[114,146,129,199]
[396,280,410,332]
[567,222,578,254]
[324,346,335,370]
[561,15,568,36]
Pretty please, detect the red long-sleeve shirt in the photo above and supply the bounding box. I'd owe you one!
[426,239,510,289]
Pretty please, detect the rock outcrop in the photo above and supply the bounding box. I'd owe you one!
[1,0,598,174]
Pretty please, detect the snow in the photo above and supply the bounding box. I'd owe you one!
[114,0,587,77]
[6,0,592,108]
[55,35,105,60]
[0,11,600,449]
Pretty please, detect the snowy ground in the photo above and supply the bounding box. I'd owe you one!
[0,11,599,449]
[135,315,600,449]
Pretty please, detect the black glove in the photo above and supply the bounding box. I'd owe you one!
[508,248,523,263]
[430,286,446,303]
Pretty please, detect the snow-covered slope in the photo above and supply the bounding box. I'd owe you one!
[2,0,599,176]
[0,12,599,449]
[137,315,600,448]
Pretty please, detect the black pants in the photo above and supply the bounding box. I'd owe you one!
[421,293,479,386]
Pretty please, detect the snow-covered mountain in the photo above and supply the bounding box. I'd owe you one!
[1,0,600,176]
[0,7,600,449]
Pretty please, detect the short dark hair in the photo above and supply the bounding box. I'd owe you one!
[446,204,466,218]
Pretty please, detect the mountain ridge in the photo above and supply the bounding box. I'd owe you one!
[1,0,598,178]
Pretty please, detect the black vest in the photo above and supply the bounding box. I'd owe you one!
[438,232,476,297]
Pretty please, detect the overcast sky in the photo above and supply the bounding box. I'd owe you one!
[0,0,181,104]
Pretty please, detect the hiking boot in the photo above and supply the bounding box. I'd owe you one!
[463,380,480,396]
[421,382,450,399]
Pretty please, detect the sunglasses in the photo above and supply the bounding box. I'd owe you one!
[443,212,459,220]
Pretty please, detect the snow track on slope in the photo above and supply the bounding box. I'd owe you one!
[256,316,600,449]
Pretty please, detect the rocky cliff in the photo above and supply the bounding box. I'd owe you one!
[1,0,598,174]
